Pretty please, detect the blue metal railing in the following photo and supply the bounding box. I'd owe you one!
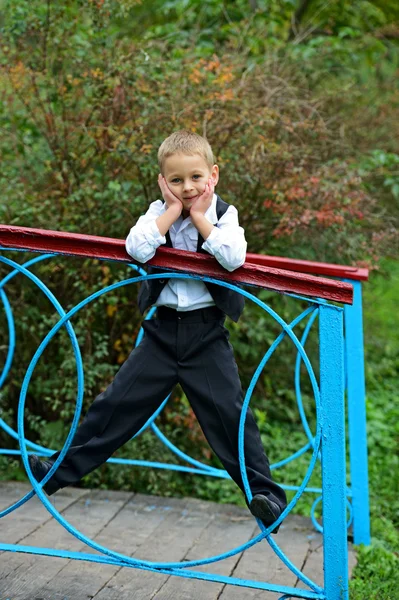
[0,248,368,599]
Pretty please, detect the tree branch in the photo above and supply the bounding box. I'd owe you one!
[42,0,51,72]
[288,0,314,41]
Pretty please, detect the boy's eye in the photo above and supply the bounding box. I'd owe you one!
[171,175,202,183]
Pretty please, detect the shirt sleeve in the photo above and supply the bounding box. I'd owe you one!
[125,200,166,263]
[201,205,247,272]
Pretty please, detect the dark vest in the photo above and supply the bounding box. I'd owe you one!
[137,195,245,322]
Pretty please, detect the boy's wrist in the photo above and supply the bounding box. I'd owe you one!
[156,202,182,236]
[191,213,214,240]
[167,202,183,217]
[190,211,203,224]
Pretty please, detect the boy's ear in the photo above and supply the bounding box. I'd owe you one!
[211,164,219,186]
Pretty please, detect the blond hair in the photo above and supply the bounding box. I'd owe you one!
[158,130,215,174]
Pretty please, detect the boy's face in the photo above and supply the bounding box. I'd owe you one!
[162,153,219,213]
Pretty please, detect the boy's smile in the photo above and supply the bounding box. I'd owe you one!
[163,153,219,213]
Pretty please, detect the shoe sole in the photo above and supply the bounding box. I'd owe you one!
[250,496,281,534]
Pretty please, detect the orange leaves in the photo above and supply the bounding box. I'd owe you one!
[81,68,104,80]
[271,202,346,237]
[213,89,235,102]
[113,334,131,365]
[107,304,117,318]
[90,68,104,80]
[189,121,200,132]
[315,209,344,226]
[188,68,204,85]
[140,144,153,154]
[8,61,28,90]
[66,74,81,87]
[88,0,105,6]
[134,77,151,94]
[261,161,370,242]
[215,70,234,85]
[188,55,223,81]
[9,61,26,75]
[285,186,306,201]
[204,57,221,72]
[187,55,236,102]
[167,399,207,445]
[100,264,111,285]
[204,108,214,121]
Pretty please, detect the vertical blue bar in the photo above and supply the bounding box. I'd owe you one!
[343,280,370,545]
[319,304,349,600]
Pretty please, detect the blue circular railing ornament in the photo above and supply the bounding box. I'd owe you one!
[310,494,353,534]
[0,252,351,597]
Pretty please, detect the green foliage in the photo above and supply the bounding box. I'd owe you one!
[0,2,397,264]
[345,262,399,599]
[357,150,399,217]
[350,540,399,600]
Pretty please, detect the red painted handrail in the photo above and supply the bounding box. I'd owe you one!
[246,253,368,282]
[0,225,353,304]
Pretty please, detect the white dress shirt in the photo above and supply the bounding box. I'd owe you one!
[125,193,247,311]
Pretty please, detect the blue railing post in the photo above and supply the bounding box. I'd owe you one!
[344,280,371,546]
[319,304,349,600]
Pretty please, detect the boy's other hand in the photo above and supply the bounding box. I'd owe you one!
[158,174,183,214]
[190,178,214,217]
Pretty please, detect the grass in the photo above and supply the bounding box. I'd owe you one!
[348,258,399,599]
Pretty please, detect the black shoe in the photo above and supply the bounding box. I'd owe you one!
[249,494,282,535]
[28,454,58,495]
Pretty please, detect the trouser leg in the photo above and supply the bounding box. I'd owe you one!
[48,319,178,492]
[178,319,287,511]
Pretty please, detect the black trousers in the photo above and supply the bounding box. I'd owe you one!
[46,306,287,510]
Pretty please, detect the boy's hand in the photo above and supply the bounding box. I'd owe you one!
[158,174,183,214]
[190,179,215,240]
[156,174,183,236]
[190,178,214,217]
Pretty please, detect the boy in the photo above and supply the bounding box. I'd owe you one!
[29,130,287,532]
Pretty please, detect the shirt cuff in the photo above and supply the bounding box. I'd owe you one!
[201,226,222,254]
[144,220,166,247]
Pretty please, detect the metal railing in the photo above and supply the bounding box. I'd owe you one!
[0,225,370,600]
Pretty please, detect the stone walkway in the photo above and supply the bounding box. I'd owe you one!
[0,482,356,600]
